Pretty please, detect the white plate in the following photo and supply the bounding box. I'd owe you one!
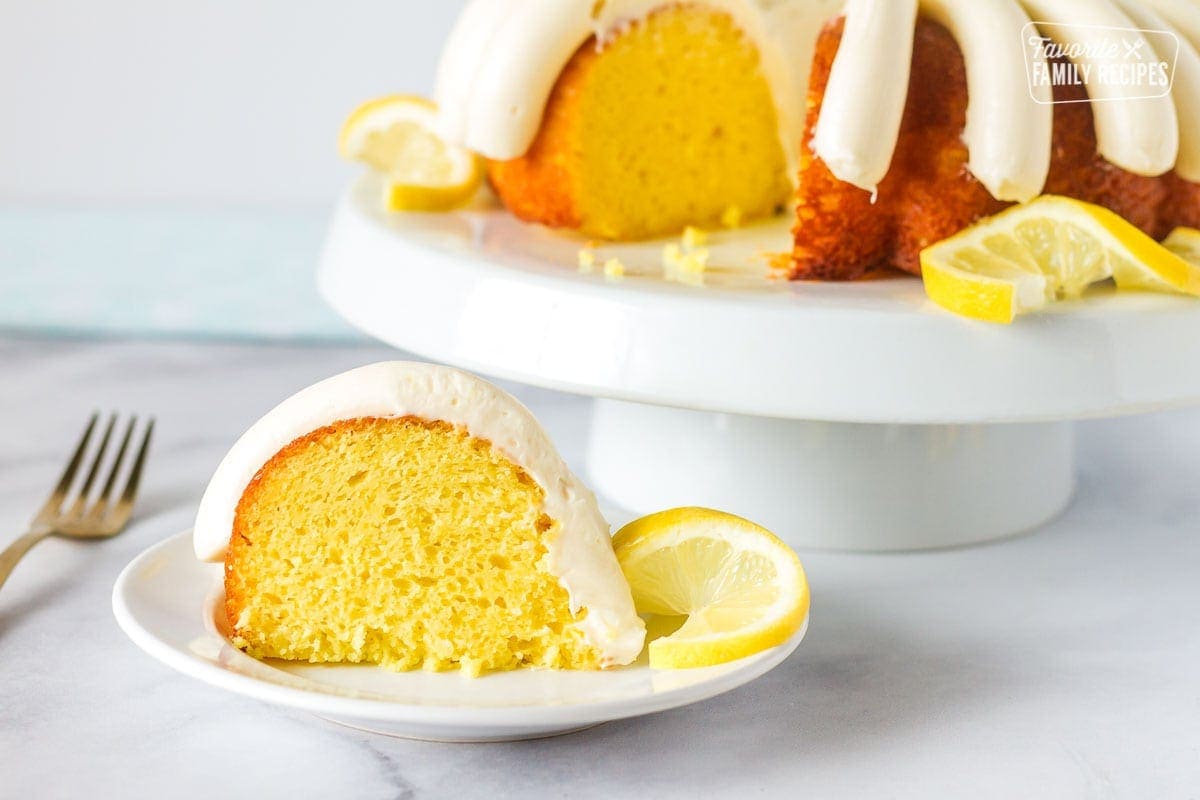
[112,531,807,742]
[319,176,1200,424]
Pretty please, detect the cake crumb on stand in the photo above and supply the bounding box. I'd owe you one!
[577,248,597,273]
[663,229,711,287]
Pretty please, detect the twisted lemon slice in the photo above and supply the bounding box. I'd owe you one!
[920,196,1200,323]
[339,95,483,212]
[613,507,809,669]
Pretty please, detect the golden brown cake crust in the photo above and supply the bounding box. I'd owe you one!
[1043,73,1169,238]
[1167,173,1200,231]
[791,17,1005,280]
[486,40,589,231]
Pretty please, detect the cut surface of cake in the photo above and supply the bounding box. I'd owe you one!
[487,4,792,240]
[435,0,819,241]
[193,362,645,675]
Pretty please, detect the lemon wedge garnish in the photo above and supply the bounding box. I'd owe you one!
[920,195,1200,323]
[612,507,809,669]
[338,95,483,212]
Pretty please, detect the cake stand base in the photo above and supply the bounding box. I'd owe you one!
[586,400,1076,551]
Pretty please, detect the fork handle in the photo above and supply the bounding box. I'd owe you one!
[0,530,52,592]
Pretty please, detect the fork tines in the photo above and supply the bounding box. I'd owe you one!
[38,413,154,533]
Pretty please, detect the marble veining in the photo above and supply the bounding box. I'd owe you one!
[1,337,1199,798]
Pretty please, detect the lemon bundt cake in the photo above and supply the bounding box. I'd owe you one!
[432,0,1200,277]
[193,362,644,675]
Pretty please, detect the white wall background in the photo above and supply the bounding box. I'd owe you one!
[0,1,468,209]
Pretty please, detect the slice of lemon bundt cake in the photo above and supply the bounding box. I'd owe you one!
[193,362,644,675]
[436,0,801,240]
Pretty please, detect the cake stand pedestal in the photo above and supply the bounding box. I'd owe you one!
[586,402,1075,550]
[318,178,1200,550]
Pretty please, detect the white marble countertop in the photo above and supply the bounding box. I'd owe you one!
[2,336,1198,799]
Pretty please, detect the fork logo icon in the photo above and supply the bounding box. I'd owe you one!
[1122,38,1146,60]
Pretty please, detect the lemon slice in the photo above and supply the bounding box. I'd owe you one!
[920,195,1200,323]
[338,95,483,212]
[612,507,809,669]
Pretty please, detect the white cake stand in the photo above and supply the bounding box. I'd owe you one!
[319,178,1200,550]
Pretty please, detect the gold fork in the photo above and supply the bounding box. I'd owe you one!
[0,413,153,592]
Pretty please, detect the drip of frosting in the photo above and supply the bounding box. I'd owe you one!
[434,0,811,178]
[922,0,1052,202]
[1132,0,1200,181]
[192,361,645,667]
[810,0,918,196]
[1144,0,1200,48]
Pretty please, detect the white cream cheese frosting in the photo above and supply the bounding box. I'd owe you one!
[1122,0,1200,181]
[810,0,918,196]
[433,0,814,178]
[922,0,1053,202]
[193,361,645,667]
[1144,0,1200,49]
[811,0,1056,199]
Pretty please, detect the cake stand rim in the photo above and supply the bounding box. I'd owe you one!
[318,179,1200,424]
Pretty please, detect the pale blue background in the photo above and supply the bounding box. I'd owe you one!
[0,208,359,341]
[0,1,469,341]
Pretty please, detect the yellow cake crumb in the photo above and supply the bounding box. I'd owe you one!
[680,248,709,273]
[662,233,710,286]
[662,242,683,270]
[578,248,597,273]
[676,248,710,287]
[682,226,707,249]
[721,205,744,229]
[603,257,625,279]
